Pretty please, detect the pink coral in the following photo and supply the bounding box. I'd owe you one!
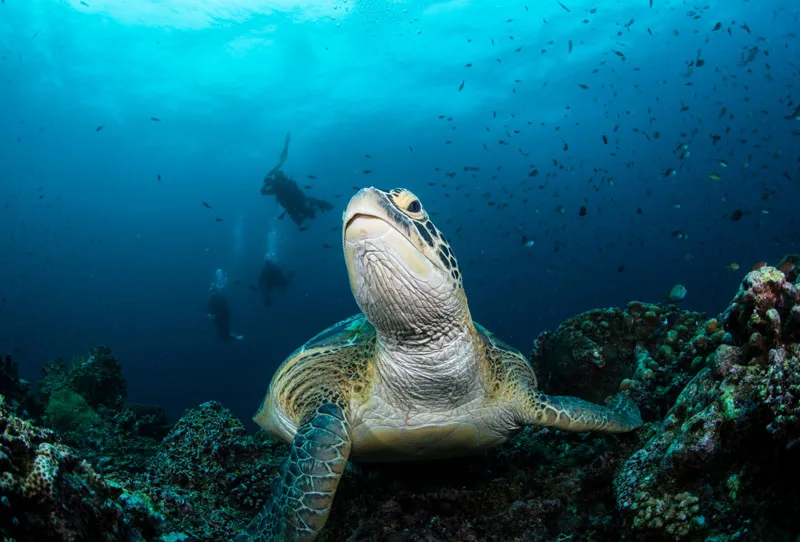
[723,266,800,360]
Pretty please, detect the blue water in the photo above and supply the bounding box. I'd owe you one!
[1,0,798,424]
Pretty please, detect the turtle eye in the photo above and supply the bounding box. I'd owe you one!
[406,200,421,213]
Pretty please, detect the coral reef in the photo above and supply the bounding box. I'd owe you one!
[0,353,40,418]
[68,345,127,411]
[615,266,800,540]
[44,388,101,434]
[137,401,281,541]
[1,346,191,541]
[38,345,127,412]
[530,302,711,420]
[318,428,629,541]
[3,264,800,541]
[0,394,165,541]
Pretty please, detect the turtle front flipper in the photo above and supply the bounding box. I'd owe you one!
[521,391,642,433]
[233,403,351,542]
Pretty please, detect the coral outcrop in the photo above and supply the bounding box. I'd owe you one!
[615,266,800,540]
[530,302,709,413]
[0,394,165,541]
[39,345,127,413]
[139,401,281,541]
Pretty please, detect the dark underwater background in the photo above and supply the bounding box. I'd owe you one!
[1,0,798,426]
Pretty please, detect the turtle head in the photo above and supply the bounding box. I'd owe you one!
[343,187,469,341]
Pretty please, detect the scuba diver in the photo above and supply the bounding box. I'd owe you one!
[208,269,244,342]
[258,258,294,306]
[260,132,333,228]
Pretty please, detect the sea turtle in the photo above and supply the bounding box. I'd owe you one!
[234,187,642,541]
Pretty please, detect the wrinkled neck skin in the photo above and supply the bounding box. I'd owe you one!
[370,295,482,411]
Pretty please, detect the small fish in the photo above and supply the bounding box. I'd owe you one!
[671,230,687,240]
[557,0,571,12]
[673,142,688,154]
[779,261,796,275]
[708,173,722,181]
[555,205,565,214]
[729,209,744,221]
[307,174,317,179]
[215,217,223,222]
[602,134,608,144]
[521,236,535,248]
[202,201,212,209]
[363,170,372,174]
[719,159,729,168]
[785,105,800,121]
[712,22,722,31]
[666,284,687,302]
[157,174,161,182]
[751,261,767,271]
[726,263,740,272]
[578,83,589,89]
[458,80,465,91]
[96,125,103,131]
[664,168,677,178]
[578,205,587,217]
[150,117,161,122]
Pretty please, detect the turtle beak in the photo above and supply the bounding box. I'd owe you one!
[342,187,391,244]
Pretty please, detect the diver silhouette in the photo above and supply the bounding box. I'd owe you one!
[208,269,243,342]
[258,258,294,307]
[260,132,333,228]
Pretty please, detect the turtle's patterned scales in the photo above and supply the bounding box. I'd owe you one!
[232,403,351,542]
[271,316,375,422]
